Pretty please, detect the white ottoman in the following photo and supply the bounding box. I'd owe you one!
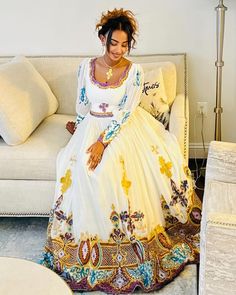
[0,257,73,295]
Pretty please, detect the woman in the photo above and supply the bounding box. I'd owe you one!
[40,8,201,294]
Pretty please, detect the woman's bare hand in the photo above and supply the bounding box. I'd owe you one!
[66,121,76,134]
[86,141,105,170]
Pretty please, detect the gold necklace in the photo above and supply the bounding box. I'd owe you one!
[102,56,123,81]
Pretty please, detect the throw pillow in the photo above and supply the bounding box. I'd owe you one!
[0,55,58,145]
[139,68,170,128]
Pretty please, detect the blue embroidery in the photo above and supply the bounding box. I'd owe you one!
[161,243,191,269]
[102,111,131,144]
[118,94,127,108]
[75,114,85,126]
[135,70,141,86]
[39,251,54,268]
[121,111,130,124]
[66,265,89,281]
[127,261,153,288]
[104,120,121,142]
[79,87,89,106]
[78,65,82,77]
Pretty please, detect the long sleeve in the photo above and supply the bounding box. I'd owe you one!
[98,64,144,147]
[75,59,91,128]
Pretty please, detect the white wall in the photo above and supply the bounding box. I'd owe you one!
[0,0,235,157]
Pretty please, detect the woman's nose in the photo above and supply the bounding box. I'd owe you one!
[116,45,123,54]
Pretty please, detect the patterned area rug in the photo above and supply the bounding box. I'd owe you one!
[0,217,197,294]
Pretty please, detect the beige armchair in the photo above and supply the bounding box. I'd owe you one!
[199,141,236,295]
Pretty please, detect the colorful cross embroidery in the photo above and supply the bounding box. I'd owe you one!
[169,179,188,208]
[151,145,159,155]
[60,169,72,194]
[99,103,109,113]
[159,156,172,178]
[120,156,131,196]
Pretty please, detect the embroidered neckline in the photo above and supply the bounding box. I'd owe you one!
[89,57,133,89]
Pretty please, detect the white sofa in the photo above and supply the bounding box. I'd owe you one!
[0,54,189,217]
[199,141,236,295]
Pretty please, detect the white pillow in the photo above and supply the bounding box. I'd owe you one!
[141,61,177,105]
[0,55,58,145]
[139,68,170,128]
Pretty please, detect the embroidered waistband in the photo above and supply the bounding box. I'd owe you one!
[90,110,113,118]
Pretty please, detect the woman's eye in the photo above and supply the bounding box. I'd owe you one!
[110,42,128,47]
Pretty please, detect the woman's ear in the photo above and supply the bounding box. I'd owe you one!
[99,34,106,45]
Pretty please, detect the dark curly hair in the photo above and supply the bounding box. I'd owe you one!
[96,8,138,54]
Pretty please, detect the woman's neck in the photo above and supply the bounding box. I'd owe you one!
[103,54,123,68]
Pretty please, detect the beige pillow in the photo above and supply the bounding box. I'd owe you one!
[0,56,58,145]
[141,61,177,105]
[139,68,170,128]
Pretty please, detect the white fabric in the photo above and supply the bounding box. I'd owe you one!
[0,55,58,145]
[50,58,192,242]
[0,114,74,180]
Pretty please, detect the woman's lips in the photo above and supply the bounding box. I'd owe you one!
[112,54,121,59]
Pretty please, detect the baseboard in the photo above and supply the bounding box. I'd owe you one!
[189,142,210,159]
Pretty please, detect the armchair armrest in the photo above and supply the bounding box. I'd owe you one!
[199,141,236,295]
[204,141,236,184]
[169,93,189,163]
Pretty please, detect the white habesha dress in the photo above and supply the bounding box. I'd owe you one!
[40,57,201,294]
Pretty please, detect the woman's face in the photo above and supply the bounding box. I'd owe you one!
[101,30,129,62]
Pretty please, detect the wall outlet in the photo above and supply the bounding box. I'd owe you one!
[197,102,208,116]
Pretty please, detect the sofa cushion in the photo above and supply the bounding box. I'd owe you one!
[140,67,170,128]
[0,114,74,180]
[0,56,59,146]
[141,61,177,105]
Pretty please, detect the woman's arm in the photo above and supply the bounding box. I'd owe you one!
[87,63,144,171]
[66,58,91,134]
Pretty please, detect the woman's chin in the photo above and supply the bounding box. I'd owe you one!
[111,54,122,61]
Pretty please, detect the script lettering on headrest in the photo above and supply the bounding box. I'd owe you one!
[142,81,160,96]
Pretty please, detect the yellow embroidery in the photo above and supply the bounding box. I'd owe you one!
[151,145,159,154]
[60,169,72,194]
[183,166,192,178]
[120,156,131,196]
[159,156,172,178]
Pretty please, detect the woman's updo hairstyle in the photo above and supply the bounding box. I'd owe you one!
[96,8,138,54]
